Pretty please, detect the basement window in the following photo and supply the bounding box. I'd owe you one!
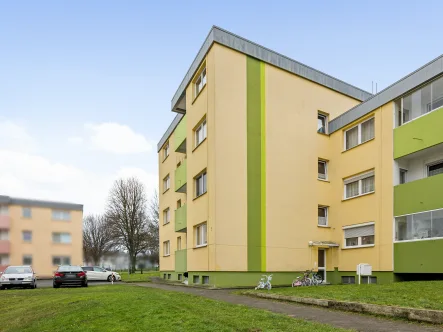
[341,276,355,284]
[202,276,209,285]
[193,275,200,284]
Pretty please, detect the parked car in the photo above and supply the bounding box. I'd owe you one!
[0,266,37,290]
[81,266,121,282]
[53,265,88,288]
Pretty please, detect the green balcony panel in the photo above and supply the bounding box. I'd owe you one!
[175,249,187,273]
[394,239,443,273]
[394,107,443,159]
[175,204,187,232]
[394,173,443,216]
[175,159,187,193]
[174,116,187,153]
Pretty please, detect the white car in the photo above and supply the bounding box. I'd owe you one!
[81,266,121,282]
[0,266,37,289]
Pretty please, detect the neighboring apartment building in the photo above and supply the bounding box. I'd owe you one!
[157,26,443,287]
[0,195,83,277]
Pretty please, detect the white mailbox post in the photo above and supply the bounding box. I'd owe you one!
[356,263,372,284]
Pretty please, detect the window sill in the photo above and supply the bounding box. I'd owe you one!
[342,191,374,201]
[192,84,207,104]
[162,155,169,163]
[193,191,207,201]
[342,138,375,153]
[194,244,207,249]
[163,188,170,194]
[317,225,330,228]
[342,244,375,250]
[163,254,171,257]
[317,178,329,183]
[192,137,207,153]
[163,222,170,226]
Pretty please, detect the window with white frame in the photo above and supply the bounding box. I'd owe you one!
[163,241,170,256]
[52,210,71,221]
[317,113,328,134]
[163,142,169,160]
[163,174,170,192]
[22,231,32,242]
[195,118,207,147]
[344,117,374,150]
[0,230,9,240]
[318,160,328,180]
[344,171,375,199]
[0,205,9,215]
[427,161,443,177]
[318,206,328,226]
[343,223,375,248]
[399,168,408,184]
[0,255,10,265]
[52,232,72,244]
[195,171,207,198]
[52,256,71,265]
[195,223,207,247]
[195,67,207,96]
[22,207,31,218]
[163,208,170,225]
[395,209,443,241]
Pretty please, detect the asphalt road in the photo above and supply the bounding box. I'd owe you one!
[37,279,119,288]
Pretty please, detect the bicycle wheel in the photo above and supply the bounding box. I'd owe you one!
[314,274,323,284]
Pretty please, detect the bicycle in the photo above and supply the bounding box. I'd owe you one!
[255,274,273,290]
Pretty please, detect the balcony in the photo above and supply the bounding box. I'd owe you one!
[394,106,443,158]
[175,249,187,273]
[175,204,187,232]
[394,173,443,216]
[0,240,10,254]
[175,116,187,153]
[175,159,187,193]
[0,215,10,229]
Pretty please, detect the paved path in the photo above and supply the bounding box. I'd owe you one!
[136,283,442,332]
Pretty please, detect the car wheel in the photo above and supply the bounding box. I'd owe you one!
[81,282,88,287]
[53,283,60,289]
[0,285,5,290]
[107,275,115,282]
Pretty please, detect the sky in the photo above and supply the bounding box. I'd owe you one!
[0,0,442,215]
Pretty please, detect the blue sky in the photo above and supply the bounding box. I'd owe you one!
[0,0,441,214]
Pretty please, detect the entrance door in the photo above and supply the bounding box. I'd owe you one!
[317,249,326,282]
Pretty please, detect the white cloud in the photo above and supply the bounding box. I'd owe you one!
[0,119,36,153]
[68,136,84,145]
[84,122,153,154]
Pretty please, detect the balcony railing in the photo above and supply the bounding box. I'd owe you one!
[175,204,187,232]
[175,249,187,273]
[174,116,187,153]
[175,159,187,193]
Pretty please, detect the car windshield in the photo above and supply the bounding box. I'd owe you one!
[58,266,82,272]
[4,267,32,274]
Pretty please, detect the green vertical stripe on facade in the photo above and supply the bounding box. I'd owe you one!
[247,56,266,272]
[260,62,266,272]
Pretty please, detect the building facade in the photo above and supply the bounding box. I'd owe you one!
[157,26,443,287]
[0,195,83,278]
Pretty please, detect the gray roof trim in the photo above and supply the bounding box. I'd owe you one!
[0,195,83,211]
[329,54,443,133]
[171,26,372,112]
[157,113,184,151]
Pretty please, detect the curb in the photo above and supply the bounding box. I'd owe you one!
[243,292,443,324]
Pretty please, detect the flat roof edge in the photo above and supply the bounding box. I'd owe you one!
[329,54,443,133]
[0,195,83,211]
[157,113,184,152]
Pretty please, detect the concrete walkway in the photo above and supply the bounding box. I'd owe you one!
[136,283,442,332]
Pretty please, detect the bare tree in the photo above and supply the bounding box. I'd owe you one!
[146,190,159,265]
[106,177,150,273]
[83,215,114,265]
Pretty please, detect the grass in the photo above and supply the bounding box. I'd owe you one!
[120,270,160,282]
[244,281,443,311]
[0,286,351,332]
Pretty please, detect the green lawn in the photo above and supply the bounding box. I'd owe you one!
[244,281,443,311]
[120,270,160,282]
[0,286,351,332]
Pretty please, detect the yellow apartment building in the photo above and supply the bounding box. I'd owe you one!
[0,195,83,278]
[158,26,443,286]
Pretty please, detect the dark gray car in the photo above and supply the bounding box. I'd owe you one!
[53,265,88,288]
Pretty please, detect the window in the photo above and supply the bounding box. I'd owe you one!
[317,113,327,134]
[23,255,32,265]
[195,172,207,197]
[318,206,328,226]
[344,118,374,150]
[52,256,71,265]
[343,223,375,248]
[52,210,71,221]
[318,160,328,180]
[167,274,171,280]
[0,230,9,240]
[344,171,375,199]
[163,274,166,279]
[52,232,72,244]
[202,276,209,284]
[341,276,355,284]
[178,274,182,281]
[195,223,207,247]
[395,209,443,241]
[399,168,408,184]
[22,207,32,218]
[163,175,170,192]
[163,142,170,160]
[195,119,207,147]
[195,67,207,96]
[163,241,170,256]
[193,275,200,284]
[177,199,182,208]
[0,254,9,265]
[177,236,182,250]
[22,231,32,242]
[163,208,170,225]
[0,205,8,215]
[361,276,377,284]
[428,161,443,177]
